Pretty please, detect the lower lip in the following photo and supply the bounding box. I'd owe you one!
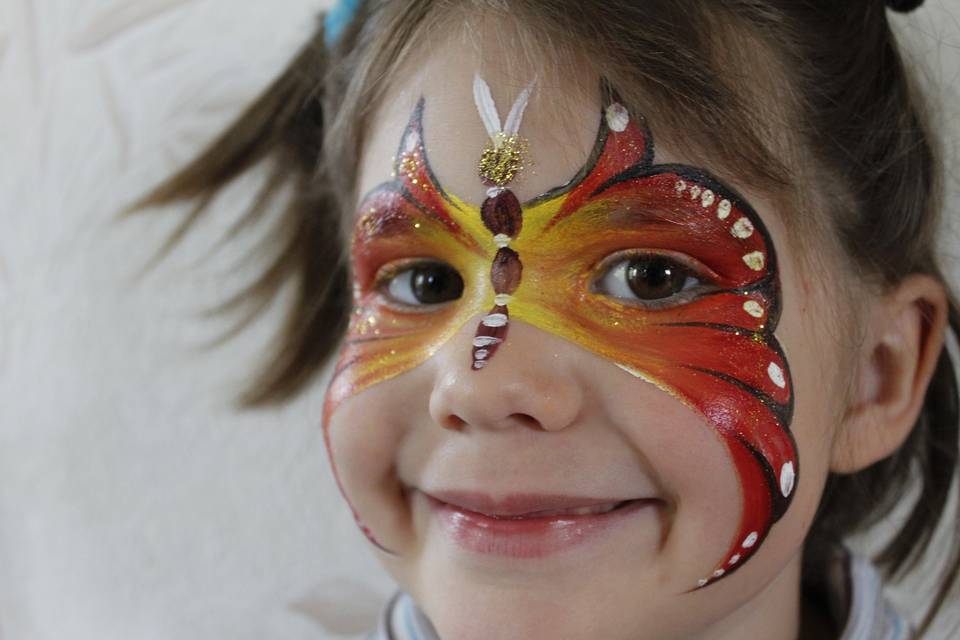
[423,493,657,559]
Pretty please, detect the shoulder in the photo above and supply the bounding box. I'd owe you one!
[836,551,913,640]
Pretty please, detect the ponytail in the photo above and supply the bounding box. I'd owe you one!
[121,18,350,407]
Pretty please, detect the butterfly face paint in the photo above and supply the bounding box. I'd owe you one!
[323,84,797,590]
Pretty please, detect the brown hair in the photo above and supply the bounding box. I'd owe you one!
[122,0,959,634]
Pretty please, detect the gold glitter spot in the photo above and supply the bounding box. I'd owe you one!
[414,222,421,229]
[751,332,765,344]
[397,151,420,180]
[479,132,529,186]
[742,251,765,271]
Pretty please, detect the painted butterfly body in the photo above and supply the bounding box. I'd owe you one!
[324,91,797,588]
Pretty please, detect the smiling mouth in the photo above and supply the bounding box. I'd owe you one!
[413,489,659,558]
[415,487,651,517]
[457,499,638,519]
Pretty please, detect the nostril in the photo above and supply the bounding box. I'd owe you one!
[442,414,468,430]
[510,413,543,430]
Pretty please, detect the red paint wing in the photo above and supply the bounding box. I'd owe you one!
[523,110,796,587]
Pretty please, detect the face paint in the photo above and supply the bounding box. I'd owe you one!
[323,84,797,590]
[471,74,536,368]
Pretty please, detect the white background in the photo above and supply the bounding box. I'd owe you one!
[1,1,959,638]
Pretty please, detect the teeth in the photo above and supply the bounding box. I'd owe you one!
[498,501,629,519]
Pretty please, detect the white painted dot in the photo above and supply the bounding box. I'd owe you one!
[675,180,687,194]
[743,300,764,319]
[605,102,630,132]
[731,217,754,239]
[494,293,512,306]
[729,554,741,565]
[493,233,511,248]
[701,189,716,208]
[697,578,709,588]
[780,461,796,497]
[482,313,508,328]
[742,532,759,548]
[474,349,489,360]
[717,199,732,219]
[742,251,765,271]
[473,336,502,348]
[474,360,487,369]
[713,569,725,578]
[690,185,702,200]
[767,361,786,389]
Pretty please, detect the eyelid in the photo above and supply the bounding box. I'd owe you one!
[590,248,722,285]
[372,257,459,313]
[589,248,720,310]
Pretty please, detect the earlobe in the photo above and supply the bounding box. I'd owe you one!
[831,273,949,474]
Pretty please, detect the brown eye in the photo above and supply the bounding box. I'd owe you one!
[596,253,701,305]
[383,262,464,306]
[626,256,689,299]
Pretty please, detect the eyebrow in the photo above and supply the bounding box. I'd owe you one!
[353,186,486,255]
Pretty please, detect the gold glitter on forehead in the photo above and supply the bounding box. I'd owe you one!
[479,132,530,186]
[392,150,430,191]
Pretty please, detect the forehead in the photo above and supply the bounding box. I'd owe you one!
[354,23,604,213]
[349,16,793,266]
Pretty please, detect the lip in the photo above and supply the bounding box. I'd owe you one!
[424,490,637,517]
[418,489,658,559]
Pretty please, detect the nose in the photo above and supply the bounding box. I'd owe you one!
[427,315,585,433]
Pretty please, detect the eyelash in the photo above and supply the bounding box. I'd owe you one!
[373,258,463,312]
[371,250,716,310]
[589,249,717,310]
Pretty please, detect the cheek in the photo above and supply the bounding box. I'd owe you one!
[324,376,422,547]
[752,253,848,553]
[597,369,743,581]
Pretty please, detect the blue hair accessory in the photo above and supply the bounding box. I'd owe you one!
[324,0,362,48]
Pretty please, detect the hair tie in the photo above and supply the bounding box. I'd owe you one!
[886,0,925,13]
[324,0,362,48]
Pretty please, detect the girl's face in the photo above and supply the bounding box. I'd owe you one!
[323,29,845,640]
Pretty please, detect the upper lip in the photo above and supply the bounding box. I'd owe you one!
[419,489,642,517]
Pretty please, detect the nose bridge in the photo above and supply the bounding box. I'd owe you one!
[428,315,584,433]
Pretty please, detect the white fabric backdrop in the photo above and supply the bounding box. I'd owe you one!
[1,1,958,638]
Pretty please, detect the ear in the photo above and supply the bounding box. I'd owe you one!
[831,273,950,473]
